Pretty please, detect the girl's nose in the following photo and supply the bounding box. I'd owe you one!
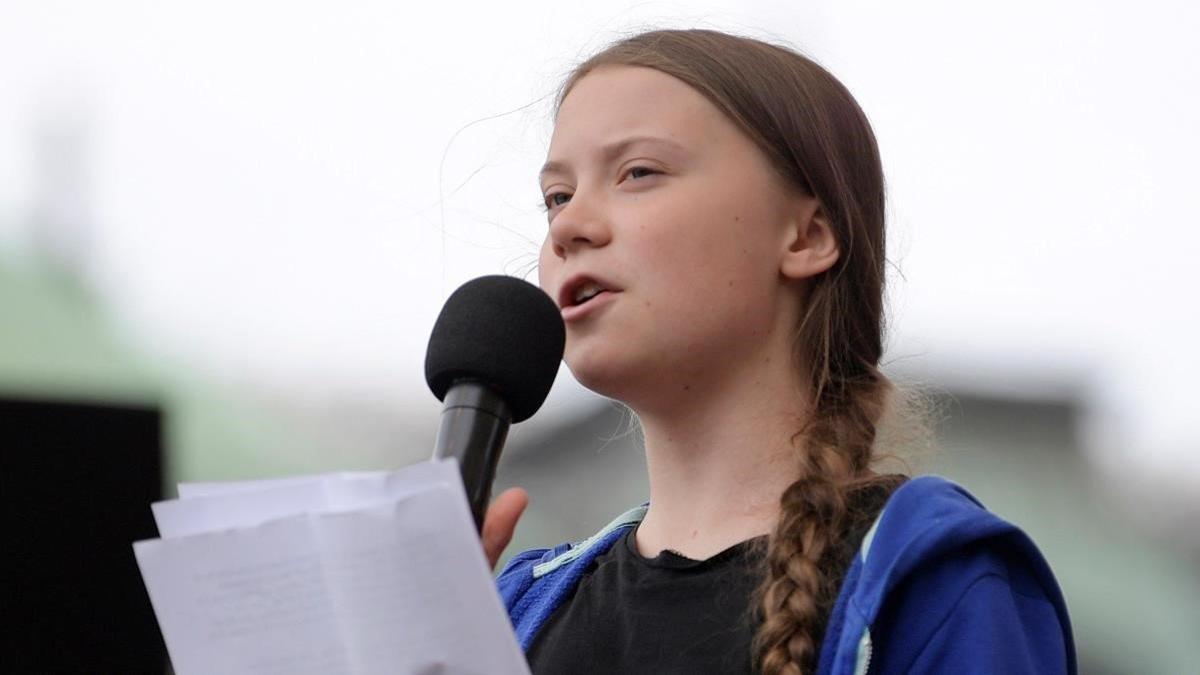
[547,191,612,259]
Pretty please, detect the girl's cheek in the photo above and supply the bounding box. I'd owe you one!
[537,240,557,292]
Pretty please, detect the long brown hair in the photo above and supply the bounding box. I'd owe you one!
[556,29,904,674]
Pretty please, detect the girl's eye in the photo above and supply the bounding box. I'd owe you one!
[541,191,571,211]
[626,166,659,180]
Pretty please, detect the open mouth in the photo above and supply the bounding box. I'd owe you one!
[559,276,620,320]
[570,280,610,307]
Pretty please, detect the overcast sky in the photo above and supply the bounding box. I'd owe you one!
[2,1,1197,486]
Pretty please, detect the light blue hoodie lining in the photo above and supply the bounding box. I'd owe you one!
[532,504,648,578]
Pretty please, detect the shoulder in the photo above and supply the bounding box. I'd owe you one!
[499,502,648,587]
[869,535,1072,674]
[494,504,647,650]
[495,546,561,601]
[868,477,1075,674]
[821,476,1076,675]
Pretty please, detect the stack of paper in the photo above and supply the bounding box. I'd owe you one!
[133,459,530,675]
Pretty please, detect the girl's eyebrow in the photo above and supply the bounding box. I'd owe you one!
[539,135,687,183]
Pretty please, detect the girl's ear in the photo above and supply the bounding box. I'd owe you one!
[780,196,839,281]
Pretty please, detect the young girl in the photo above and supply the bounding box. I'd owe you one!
[482,29,1075,674]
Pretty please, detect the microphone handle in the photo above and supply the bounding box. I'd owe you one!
[431,381,512,533]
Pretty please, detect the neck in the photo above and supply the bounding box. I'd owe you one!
[630,349,809,560]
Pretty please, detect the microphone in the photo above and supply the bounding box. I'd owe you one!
[424,275,565,532]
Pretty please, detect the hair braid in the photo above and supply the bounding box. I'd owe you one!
[753,456,845,674]
[752,367,890,674]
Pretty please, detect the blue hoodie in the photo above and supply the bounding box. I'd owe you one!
[496,476,1076,674]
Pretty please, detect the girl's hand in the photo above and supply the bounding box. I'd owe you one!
[482,487,529,570]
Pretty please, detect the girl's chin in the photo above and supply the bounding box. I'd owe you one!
[566,353,681,409]
[565,361,623,399]
[565,351,639,399]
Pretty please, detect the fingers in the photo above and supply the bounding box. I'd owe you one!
[482,487,529,570]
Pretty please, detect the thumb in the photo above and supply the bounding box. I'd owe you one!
[481,487,529,570]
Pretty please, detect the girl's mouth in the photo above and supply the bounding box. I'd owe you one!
[561,288,618,322]
[558,273,622,322]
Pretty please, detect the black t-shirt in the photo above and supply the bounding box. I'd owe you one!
[526,524,767,674]
[525,480,901,674]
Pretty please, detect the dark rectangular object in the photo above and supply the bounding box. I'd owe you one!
[1,395,167,673]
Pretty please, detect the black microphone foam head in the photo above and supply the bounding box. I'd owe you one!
[425,275,565,423]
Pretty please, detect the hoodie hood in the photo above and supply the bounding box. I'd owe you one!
[818,476,1076,675]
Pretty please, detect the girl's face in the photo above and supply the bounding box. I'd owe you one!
[538,65,810,406]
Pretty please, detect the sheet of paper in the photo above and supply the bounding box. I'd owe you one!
[152,461,457,539]
[176,471,389,499]
[134,460,529,675]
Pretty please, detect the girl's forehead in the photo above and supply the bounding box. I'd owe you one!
[559,66,710,121]
[550,66,730,154]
